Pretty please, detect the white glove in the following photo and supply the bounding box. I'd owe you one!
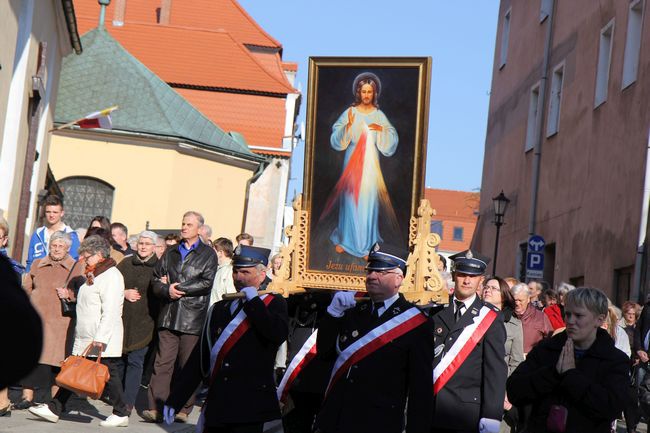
[327,291,356,317]
[478,418,501,433]
[241,286,259,301]
[163,405,175,425]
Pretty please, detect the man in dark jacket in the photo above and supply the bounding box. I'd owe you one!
[142,211,217,422]
[430,250,506,433]
[163,245,288,433]
[314,244,434,433]
[507,287,629,433]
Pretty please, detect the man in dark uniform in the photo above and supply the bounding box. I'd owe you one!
[430,250,506,433]
[314,243,434,433]
[163,245,288,433]
[281,291,333,433]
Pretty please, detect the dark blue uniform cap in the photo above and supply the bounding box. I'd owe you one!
[365,243,408,274]
[232,245,271,268]
[449,249,490,276]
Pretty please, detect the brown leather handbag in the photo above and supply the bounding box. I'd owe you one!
[55,344,110,399]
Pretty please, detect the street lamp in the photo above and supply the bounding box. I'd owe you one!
[492,190,510,275]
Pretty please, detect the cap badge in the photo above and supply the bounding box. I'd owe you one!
[234,245,242,255]
[372,243,381,253]
[465,250,473,259]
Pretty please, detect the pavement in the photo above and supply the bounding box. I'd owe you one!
[0,387,284,433]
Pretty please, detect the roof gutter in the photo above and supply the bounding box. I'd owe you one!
[240,159,270,233]
[60,0,82,54]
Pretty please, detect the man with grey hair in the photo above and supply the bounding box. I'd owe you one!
[512,282,553,355]
[199,224,212,245]
[142,211,218,423]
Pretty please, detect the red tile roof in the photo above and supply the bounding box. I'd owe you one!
[282,62,298,72]
[73,0,281,47]
[75,18,294,95]
[176,88,287,149]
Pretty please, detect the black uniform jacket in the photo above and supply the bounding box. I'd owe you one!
[506,328,629,433]
[152,242,218,335]
[166,294,288,425]
[430,296,507,431]
[314,295,434,433]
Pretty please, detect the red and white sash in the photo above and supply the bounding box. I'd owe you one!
[325,307,427,397]
[276,329,318,404]
[432,306,497,394]
[197,294,274,433]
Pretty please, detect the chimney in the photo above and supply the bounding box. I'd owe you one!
[113,0,126,26]
[159,0,171,25]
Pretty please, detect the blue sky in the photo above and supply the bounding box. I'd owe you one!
[239,0,500,201]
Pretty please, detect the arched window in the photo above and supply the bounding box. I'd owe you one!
[58,176,115,229]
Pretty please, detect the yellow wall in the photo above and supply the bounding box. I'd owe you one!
[49,134,255,240]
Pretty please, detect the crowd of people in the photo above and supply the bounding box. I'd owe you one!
[0,194,646,433]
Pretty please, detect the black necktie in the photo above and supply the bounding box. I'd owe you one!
[372,301,385,319]
[454,300,465,322]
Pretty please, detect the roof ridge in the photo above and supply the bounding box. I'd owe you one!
[222,31,295,94]
[229,0,281,48]
[55,27,258,160]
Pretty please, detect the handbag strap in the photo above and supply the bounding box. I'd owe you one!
[80,343,103,363]
[63,260,79,289]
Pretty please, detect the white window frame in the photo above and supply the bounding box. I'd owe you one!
[525,82,541,152]
[594,19,615,107]
[546,62,565,137]
[622,0,644,89]
[499,8,512,69]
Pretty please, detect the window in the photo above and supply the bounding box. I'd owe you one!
[499,8,511,68]
[614,266,634,307]
[59,177,115,229]
[525,83,541,151]
[430,220,443,239]
[622,1,643,89]
[594,20,614,107]
[546,63,564,137]
[453,227,464,241]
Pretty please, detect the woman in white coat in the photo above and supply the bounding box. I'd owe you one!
[29,235,129,427]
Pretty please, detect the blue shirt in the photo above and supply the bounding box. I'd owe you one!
[178,239,201,261]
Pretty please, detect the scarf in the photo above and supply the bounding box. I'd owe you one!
[84,257,117,285]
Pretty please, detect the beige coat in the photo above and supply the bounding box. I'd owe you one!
[73,266,125,357]
[23,255,82,367]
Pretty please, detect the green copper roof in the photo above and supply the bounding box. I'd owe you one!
[54,28,262,162]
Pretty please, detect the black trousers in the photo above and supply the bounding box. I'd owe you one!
[282,391,322,433]
[204,422,264,433]
[48,357,128,417]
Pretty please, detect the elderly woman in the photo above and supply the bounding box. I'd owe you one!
[29,235,129,427]
[507,287,629,433]
[483,276,524,433]
[117,230,159,414]
[15,232,82,410]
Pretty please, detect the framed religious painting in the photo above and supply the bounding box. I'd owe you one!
[301,57,431,288]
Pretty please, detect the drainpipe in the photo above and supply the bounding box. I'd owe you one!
[240,159,269,234]
[632,129,650,302]
[528,0,555,237]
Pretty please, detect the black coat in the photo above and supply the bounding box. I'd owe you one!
[117,253,158,352]
[152,242,217,335]
[430,296,507,432]
[167,294,288,425]
[633,301,650,353]
[507,328,629,433]
[314,295,434,433]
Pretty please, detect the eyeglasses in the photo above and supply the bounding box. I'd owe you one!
[482,285,500,292]
[366,269,402,276]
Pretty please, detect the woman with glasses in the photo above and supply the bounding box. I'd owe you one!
[29,235,129,427]
[483,276,524,433]
[116,231,159,415]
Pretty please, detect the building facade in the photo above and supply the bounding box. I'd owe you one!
[425,189,479,260]
[70,0,300,251]
[473,0,650,303]
[0,0,81,260]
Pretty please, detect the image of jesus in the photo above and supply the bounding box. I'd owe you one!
[320,72,400,258]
